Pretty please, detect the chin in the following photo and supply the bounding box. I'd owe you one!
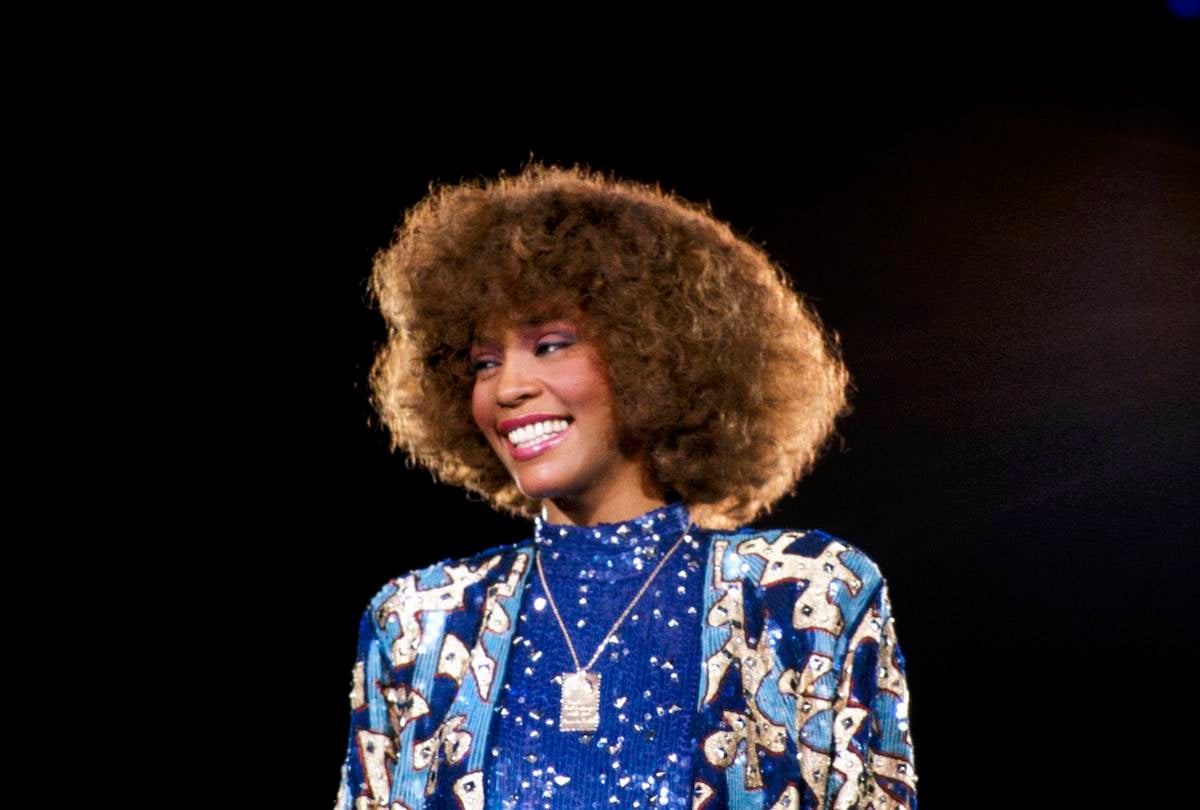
[514,473,577,502]
[516,482,565,501]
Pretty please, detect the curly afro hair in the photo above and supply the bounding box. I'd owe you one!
[368,163,850,529]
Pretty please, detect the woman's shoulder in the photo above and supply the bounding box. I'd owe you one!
[696,525,892,633]
[359,538,536,624]
[701,525,888,578]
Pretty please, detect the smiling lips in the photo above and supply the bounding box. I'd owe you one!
[501,417,573,461]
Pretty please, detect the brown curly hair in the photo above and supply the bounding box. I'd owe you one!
[368,163,850,529]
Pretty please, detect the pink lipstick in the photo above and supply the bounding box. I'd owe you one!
[506,422,573,461]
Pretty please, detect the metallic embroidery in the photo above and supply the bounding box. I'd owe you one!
[412,715,472,797]
[869,751,918,794]
[830,706,869,808]
[335,520,918,809]
[702,541,774,705]
[703,708,788,790]
[452,771,484,810]
[737,533,862,636]
[779,653,835,712]
[436,634,470,684]
[702,539,788,790]
[780,657,835,807]
[769,784,800,809]
[382,683,429,737]
[468,551,528,700]
[355,729,395,807]
[350,661,366,711]
[375,556,502,667]
[798,744,830,810]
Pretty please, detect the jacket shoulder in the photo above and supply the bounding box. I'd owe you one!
[707,525,886,580]
[361,539,534,632]
[702,526,889,637]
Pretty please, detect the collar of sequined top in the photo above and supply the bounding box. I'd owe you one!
[532,501,693,581]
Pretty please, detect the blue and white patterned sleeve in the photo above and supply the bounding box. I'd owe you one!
[334,605,387,810]
[333,583,421,810]
[824,577,918,808]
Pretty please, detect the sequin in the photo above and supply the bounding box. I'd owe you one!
[335,505,917,810]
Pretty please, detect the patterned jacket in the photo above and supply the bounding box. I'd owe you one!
[335,527,917,809]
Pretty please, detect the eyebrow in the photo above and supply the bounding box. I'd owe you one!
[471,318,578,345]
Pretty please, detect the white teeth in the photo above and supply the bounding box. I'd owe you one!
[507,419,569,447]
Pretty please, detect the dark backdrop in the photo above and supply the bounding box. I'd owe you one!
[217,85,1196,804]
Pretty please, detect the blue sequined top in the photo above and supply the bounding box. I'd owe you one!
[335,502,918,809]
[489,502,703,808]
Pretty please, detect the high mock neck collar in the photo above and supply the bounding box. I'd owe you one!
[534,501,691,550]
[532,502,694,581]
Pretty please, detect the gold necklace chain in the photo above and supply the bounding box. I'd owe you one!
[534,525,692,673]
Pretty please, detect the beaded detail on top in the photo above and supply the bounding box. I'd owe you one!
[493,502,705,808]
[333,503,918,809]
[532,501,694,580]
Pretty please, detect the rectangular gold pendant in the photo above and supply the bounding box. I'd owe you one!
[559,670,601,732]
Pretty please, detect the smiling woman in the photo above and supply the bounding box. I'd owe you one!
[335,164,918,809]
[469,319,661,526]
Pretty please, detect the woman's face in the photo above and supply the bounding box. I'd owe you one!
[470,318,650,522]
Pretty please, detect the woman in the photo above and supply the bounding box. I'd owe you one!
[335,164,917,809]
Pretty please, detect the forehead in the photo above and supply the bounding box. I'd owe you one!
[469,321,574,349]
[471,310,588,344]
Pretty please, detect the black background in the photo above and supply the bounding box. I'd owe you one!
[185,12,1197,806]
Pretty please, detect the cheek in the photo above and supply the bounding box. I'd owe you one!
[562,355,614,408]
[470,384,490,436]
[570,381,619,442]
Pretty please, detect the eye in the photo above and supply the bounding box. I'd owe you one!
[469,355,498,375]
[536,338,575,356]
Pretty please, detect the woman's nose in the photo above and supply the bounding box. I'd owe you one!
[494,353,541,406]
